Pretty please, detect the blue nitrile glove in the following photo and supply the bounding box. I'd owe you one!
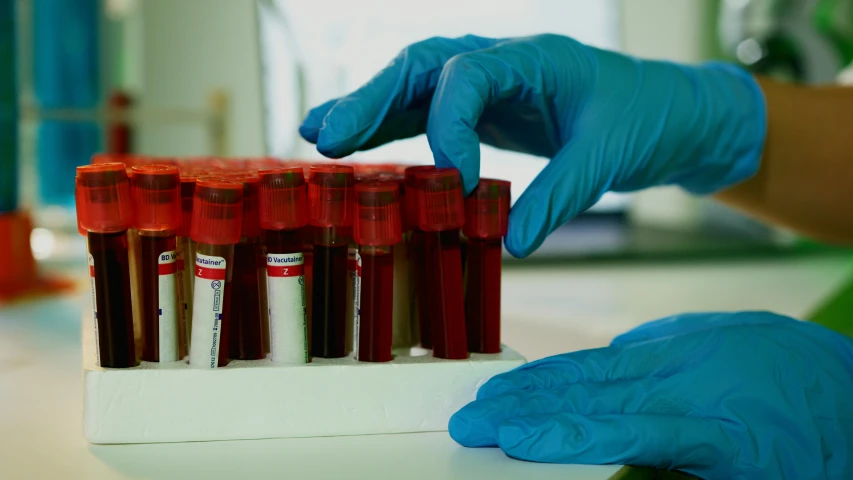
[299,34,766,258]
[448,312,853,479]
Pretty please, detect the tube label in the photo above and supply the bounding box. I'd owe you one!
[353,252,362,360]
[266,252,307,363]
[88,254,100,367]
[189,253,227,368]
[158,250,180,362]
[174,247,187,355]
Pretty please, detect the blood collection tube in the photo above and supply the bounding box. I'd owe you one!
[228,176,265,360]
[354,181,402,362]
[415,168,468,360]
[377,173,416,349]
[131,165,182,363]
[177,175,197,356]
[258,167,309,364]
[188,180,242,368]
[463,179,510,354]
[404,165,436,349]
[76,163,137,368]
[308,164,355,358]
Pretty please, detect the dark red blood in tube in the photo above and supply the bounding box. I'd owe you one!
[357,249,394,361]
[132,164,182,363]
[414,168,468,360]
[88,231,137,367]
[404,165,436,349]
[463,179,510,354]
[229,176,265,360]
[76,162,137,368]
[354,181,402,363]
[308,165,355,358]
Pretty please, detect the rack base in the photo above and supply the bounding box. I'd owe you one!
[82,319,526,444]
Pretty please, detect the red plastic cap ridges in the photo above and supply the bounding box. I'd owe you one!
[376,173,408,231]
[131,165,182,233]
[403,165,435,231]
[463,179,511,239]
[258,167,307,231]
[308,164,355,228]
[414,168,465,232]
[190,179,243,245]
[75,163,134,233]
[354,181,402,246]
[237,175,262,238]
[178,175,197,237]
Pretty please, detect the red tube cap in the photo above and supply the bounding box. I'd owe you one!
[308,164,355,228]
[414,168,465,232]
[403,165,435,231]
[237,176,262,239]
[190,179,243,245]
[376,173,408,231]
[75,163,134,233]
[463,179,511,240]
[131,165,182,233]
[258,167,307,231]
[178,175,197,237]
[354,181,402,246]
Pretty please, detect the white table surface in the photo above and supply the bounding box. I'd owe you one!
[1,253,850,480]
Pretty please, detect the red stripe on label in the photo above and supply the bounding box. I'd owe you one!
[195,265,227,280]
[348,259,356,271]
[89,265,95,277]
[177,259,185,272]
[159,262,178,276]
[267,264,304,278]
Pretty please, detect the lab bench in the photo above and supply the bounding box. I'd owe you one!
[1,252,850,479]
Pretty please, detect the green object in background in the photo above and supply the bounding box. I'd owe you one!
[805,260,853,338]
[0,0,17,213]
[814,0,853,66]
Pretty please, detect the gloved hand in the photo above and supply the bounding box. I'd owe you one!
[448,312,853,479]
[299,34,766,258]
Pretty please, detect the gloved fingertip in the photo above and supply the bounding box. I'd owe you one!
[299,99,339,143]
[298,123,320,144]
[448,410,497,448]
[315,125,357,159]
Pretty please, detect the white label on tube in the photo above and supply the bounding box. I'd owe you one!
[189,253,227,368]
[157,250,180,362]
[267,252,307,363]
[88,254,100,367]
[354,252,362,360]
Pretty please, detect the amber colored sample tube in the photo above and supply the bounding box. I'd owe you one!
[132,165,183,363]
[76,163,137,368]
[188,180,243,368]
[414,168,468,360]
[229,176,265,360]
[259,167,309,364]
[354,181,402,362]
[308,164,355,358]
[404,165,436,349]
[463,179,510,354]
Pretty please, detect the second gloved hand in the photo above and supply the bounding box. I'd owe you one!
[299,34,766,258]
[449,312,853,479]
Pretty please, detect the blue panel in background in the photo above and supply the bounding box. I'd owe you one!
[0,0,17,213]
[32,0,101,208]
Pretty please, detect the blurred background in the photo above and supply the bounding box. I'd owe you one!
[4,0,853,275]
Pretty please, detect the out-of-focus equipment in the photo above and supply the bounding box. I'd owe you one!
[719,0,853,84]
